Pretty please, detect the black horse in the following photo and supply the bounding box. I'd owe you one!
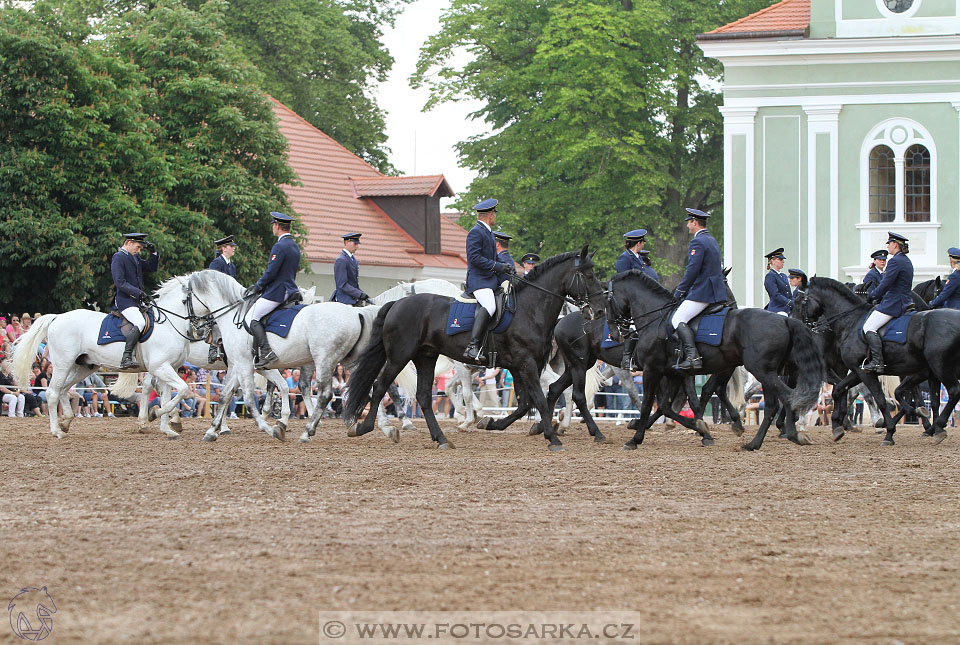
[343,248,606,451]
[608,270,823,450]
[795,277,960,445]
[913,276,943,304]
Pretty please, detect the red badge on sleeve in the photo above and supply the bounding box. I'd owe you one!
[271,254,277,261]
[690,249,696,255]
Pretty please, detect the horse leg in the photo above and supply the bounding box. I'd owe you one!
[412,354,451,448]
[263,369,290,437]
[706,369,745,436]
[511,363,562,451]
[930,377,957,444]
[233,366,282,441]
[202,370,235,442]
[827,371,862,443]
[299,363,316,418]
[151,365,190,439]
[571,366,605,442]
[350,361,407,437]
[531,367,571,436]
[388,382,416,433]
[681,376,714,447]
[302,360,336,443]
[858,371,897,446]
[139,373,153,430]
[623,368,662,450]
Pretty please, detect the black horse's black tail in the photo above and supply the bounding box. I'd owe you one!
[343,300,395,425]
[781,317,824,414]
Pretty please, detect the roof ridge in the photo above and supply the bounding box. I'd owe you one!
[704,0,808,35]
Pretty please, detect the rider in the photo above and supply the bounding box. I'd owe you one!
[929,247,960,309]
[494,231,516,270]
[616,229,649,276]
[331,233,369,306]
[639,249,659,282]
[207,235,238,362]
[862,232,914,373]
[862,249,887,290]
[463,198,513,363]
[209,235,238,278]
[520,252,540,275]
[788,268,807,297]
[763,248,792,315]
[671,208,727,371]
[111,232,159,370]
[243,212,301,368]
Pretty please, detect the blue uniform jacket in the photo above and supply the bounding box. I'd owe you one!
[862,267,882,289]
[112,248,159,310]
[645,264,660,282]
[331,250,364,304]
[255,234,301,302]
[764,269,793,313]
[616,250,645,274]
[673,230,726,303]
[869,252,914,317]
[497,250,516,271]
[465,222,500,294]
[208,254,237,278]
[930,268,960,309]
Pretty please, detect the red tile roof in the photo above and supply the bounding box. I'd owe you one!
[700,0,809,39]
[270,97,467,269]
[351,175,454,198]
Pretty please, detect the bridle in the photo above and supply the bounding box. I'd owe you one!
[795,289,862,334]
[509,256,606,321]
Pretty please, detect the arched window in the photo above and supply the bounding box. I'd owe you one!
[868,145,895,223]
[904,144,930,222]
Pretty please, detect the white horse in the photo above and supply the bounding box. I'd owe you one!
[12,277,200,439]
[186,270,385,443]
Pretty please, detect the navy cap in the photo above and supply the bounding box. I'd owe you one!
[870,249,888,260]
[123,233,148,242]
[887,231,908,244]
[214,235,237,247]
[765,247,786,260]
[948,247,960,259]
[271,211,294,224]
[684,208,710,221]
[341,232,362,242]
[623,228,647,242]
[493,231,512,242]
[520,253,540,264]
[473,198,499,214]
[788,268,806,279]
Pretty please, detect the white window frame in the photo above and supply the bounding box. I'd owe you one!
[875,0,922,20]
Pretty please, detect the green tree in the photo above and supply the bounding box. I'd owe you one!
[414,0,774,282]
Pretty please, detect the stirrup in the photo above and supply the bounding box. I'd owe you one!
[256,350,278,368]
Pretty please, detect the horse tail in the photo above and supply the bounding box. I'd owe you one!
[343,300,395,424]
[726,366,746,412]
[393,364,418,409]
[12,314,55,386]
[110,372,140,399]
[781,317,824,414]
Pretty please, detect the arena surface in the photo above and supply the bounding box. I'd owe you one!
[1,415,959,644]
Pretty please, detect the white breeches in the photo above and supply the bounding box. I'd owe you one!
[120,307,146,332]
[862,310,894,333]
[245,298,281,323]
[474,288,496,316]
[776,311,787,317]
[671,300,709,328]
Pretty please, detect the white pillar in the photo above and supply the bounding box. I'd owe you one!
[804,105,841,279]
[720,106,757,306]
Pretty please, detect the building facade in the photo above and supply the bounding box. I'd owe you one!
[699,0,960,305]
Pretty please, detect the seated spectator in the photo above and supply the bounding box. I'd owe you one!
[20,313,31,333]
[1,360,27,417]
[5,315,23,343]
[331,364,348,418]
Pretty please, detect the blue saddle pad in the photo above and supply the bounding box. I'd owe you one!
[264,305,307,338]
[882,311,915,344]
[601,320,623,348]
[446,300,514,336]
[695,307,729,346]
[98,310,156,345]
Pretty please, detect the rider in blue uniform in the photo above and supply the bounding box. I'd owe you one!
[463,199,513,362]
[929,247,960,309]
[331,233,369,306]
[763,248,792,315]
[862,249,887,290]
[862,232,914,372]
[520,252,539,276]
[111,232,159,369]
[671,209,727,371]
[639,250,659,282]
[788,268,807,298]
[243,212,301,368]
[494,231,516,269]
[209,235,238,278]
[616,229,649,277]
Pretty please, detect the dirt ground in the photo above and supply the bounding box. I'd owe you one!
[1,414,959,644]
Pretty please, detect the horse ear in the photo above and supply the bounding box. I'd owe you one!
[580,244,589,259]
[723,266,732,277]
[937,276,943,288]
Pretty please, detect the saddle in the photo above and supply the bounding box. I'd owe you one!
[448,281,517,368]
[99,307,155,345]
[241,290,303,333]
[660,302,731,346]
[859,306,917,345]
[111,306,153,337]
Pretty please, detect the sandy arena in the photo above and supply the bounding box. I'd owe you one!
[1,415,959,644]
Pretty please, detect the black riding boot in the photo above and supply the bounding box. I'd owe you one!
[675,323,702,372]
[862,331,885,373]
[120,327,142,370]
[620,335,637,371]
[250,320,278,368]
[463,307,492,363]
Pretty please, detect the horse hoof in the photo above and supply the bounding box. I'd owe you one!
[832,429,845,443]
[402,420,416,432]
[594,432,606,443]
[874,418,885,429]
[920,431,935,438]
[149,408,159,422]
[622,441,637,451]
[527,423,543,436]
[202,432,217,442]
[347,427,359,437]
[438,442,453,450]
[170,422,184,434]
[547,443,564,452]
[477,416,492,430]
[168,434,181,441]
[389,428,400,444]
[933,431,947,445]
[272,426,285,442]
[627,419,640,431]
[278,421,287,433]
[793,432,813,446]
[917,406,931,419]
[731,423,745,437]
[299,434,311,443]
[695,419,709,434]
[880,439,895,446]
[218,428,232,436]
[701,437,715,447]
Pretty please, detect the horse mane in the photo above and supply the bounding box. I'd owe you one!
[808,276,864,306]
[516,251,589,291]
[154,274,189,298]
[187,269,243,300]
[612,269,673,300]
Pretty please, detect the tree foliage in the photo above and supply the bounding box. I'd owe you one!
[0,2,297,312]
[414,0,775,282]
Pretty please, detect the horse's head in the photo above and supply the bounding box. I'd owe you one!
[569,245,606,321]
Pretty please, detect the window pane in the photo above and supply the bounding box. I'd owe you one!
[869,145,895,223]
[904,144,930,222]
